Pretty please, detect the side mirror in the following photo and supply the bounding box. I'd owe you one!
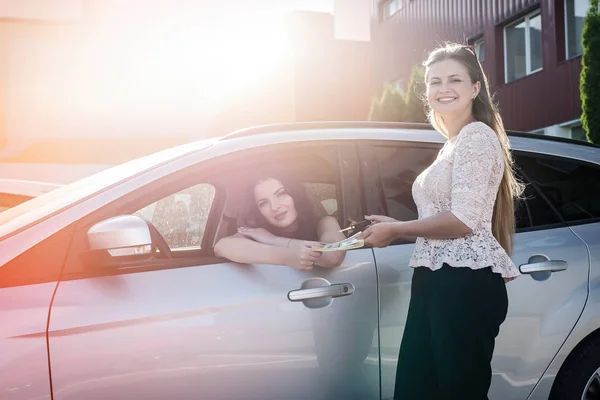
[86,215,153,266]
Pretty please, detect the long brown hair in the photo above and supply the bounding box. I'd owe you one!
[423,42,524,255]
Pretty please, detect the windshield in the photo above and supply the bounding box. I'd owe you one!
[0,140,214,238]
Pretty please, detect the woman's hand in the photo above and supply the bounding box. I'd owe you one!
[284,241,323,271]
[365,215,398,224]
[237,227,278,245]
[360,222,401,248]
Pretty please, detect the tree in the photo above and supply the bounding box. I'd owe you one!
[368,66,428,123]
[404,66,428,123]
[368,84,407,121]
[580,0,600,144]
[368,97,382,121]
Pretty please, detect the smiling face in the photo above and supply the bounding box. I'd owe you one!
[253,178,298,230]
[426,58,481,120]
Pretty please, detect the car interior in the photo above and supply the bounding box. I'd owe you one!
[211,149,342,248]
[123,144,344,258]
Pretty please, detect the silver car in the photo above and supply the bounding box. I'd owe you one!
[0,179,62,212]
[1,122,599,400]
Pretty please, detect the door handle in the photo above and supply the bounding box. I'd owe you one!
[519,259,568,274]
[288,283,355,302]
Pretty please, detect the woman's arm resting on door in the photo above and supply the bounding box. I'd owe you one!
[312,216,347,267]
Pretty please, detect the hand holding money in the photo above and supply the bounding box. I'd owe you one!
[311,232,364,252]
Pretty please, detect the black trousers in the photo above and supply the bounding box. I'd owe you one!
[394,264,508,400]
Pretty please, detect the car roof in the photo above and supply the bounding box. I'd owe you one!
[214,121,600,166]
[221,121,600,149]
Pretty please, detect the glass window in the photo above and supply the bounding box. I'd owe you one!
[373,149,562,230]
[565,0,587,58]
[505,11,543,82]
[134,183,216,250]
[514,179,562,230]
[517,155,600,223]
[529,13,543,71]
[474,38,485,62]
[382,0,402,19]
[374,146,439,221]
[505,19,527,81]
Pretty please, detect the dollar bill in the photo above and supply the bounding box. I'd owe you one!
[311,232,364,252]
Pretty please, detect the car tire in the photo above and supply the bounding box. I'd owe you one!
[550,336,600,400]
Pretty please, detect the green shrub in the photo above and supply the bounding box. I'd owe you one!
[405,66,428,123]
[368,66,427,123]
[580,0,600,144]
[368,84,406,121]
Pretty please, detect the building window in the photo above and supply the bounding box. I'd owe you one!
[504,10,543,83]
[474,38,485,62]
[565,0,587,59]
[381,0,402,20]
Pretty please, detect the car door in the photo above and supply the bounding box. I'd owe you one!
[0,226,74,400]
[358,141,589,400]
[47,142,380,400]
[518,151,600,400]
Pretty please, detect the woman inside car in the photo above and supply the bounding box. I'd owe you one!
[214,171,347,270]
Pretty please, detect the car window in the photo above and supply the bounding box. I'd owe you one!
[374,146,566,231]
[374,146,439,221]
[215,181,340,244]
[514,179,562,230]
[516,154,600,224]
[134,183,216,249]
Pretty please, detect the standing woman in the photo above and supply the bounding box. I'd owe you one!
[360,43,524,399]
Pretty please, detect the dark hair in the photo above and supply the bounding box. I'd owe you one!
[241,170,319,241]
[423,42,524,255]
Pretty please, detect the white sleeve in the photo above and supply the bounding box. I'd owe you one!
[450,128,502,230]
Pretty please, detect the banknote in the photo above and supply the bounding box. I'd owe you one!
[311,232,364,252]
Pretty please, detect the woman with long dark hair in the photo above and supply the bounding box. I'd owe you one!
[215,170,347,269]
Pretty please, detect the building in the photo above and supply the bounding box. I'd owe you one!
[0,1,371,183]
[210,9,371,136]
[371,0,589,140]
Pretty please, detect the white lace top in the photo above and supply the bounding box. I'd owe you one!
[409,121,520,279]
